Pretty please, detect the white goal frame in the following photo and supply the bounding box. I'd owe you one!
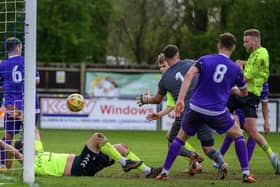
[23,0,37,183]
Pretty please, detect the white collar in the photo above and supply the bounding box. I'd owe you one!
[218,52,229,58]
[8,55,20,59]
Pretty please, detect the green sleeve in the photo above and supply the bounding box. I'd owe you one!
[35,140,44,152]
[166,92,175,107]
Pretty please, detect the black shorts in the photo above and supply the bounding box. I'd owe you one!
[71,145,115,176]
[227,92,260,118]
[168,118,214,145]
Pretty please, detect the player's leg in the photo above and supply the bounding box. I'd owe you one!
[197,124,225,175]
[215,112,242,168]
[226,115,255,183]
[0,113,21,169]
[113,144,162,178]
[168,119,194,158]
[0,107,24,170]
[87,133,142,172]
[235,109,257,163]
[206,110,253,182]
[247,137,256,163]
[243,94,279,174]
[156,127,189,180]
[156,110,198,180]
[168,118,202,174]
[218,111,243,156]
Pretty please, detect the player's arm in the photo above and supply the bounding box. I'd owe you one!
[145,91,175,120]
[235,60,246,69]
[136,90,165,107]
[231,86,248,97]
[175,64,199,117]
[261,101,270,134]
[146,106,174,120]
[0,140,23,163]
[239,87,248,97]
[234,67,248,97]
[7,104,41,141]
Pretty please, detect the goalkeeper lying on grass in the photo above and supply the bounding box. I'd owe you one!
[0,105,162,177]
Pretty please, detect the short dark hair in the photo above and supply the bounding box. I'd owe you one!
[219,32,236,50]
[162,44,178,59]
[5,37,22,53]
[244,28,261,39]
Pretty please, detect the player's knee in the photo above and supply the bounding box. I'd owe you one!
[121,143,128,149]
[114,143,128,156]
[201,139,214,147]
[92,133,107,143]
[247,129,258,139]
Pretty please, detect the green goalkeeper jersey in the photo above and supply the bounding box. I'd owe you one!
[35,140,68,176]
[244,47,269,96]
[166,91,175,107]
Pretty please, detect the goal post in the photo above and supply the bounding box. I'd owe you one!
[23,0,37,183]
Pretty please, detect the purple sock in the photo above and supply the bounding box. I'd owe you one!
[0,137,12,165]
[163,137,184,170]
[220,135,234,155]
[234,136,249,171]
[247,137,256,163]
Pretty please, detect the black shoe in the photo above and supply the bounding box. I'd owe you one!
[146,167,162,178]
[122,160,143,172]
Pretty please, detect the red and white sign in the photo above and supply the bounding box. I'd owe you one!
[40,98,157,130]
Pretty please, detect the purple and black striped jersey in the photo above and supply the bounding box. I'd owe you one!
[190,54,246,115]
[0,55,24,110]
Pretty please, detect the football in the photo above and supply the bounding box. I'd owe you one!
[66,93,85,112]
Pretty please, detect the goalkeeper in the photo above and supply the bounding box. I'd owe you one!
[1,105,162,178]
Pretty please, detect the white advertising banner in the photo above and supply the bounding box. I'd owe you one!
[256,101,278,132]
[40,98,157,130]
[162,101,279,132]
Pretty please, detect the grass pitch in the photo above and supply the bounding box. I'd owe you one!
[1,129,280,187]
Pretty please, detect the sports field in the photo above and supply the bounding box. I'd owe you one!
[1,129,280,187]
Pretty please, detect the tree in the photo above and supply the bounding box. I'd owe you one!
[107,0,184,64]
[37,0,112,63]
[226,0,280,74]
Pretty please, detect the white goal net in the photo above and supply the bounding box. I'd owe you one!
[0,0,36,183]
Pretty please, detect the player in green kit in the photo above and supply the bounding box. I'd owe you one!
[0,105,162,178]
[229,28,279,174]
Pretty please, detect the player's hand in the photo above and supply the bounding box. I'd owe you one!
[146,113,159,121]
[235,60,246,69]
[136,94,146,107]
[136,89,151,107]
[7,104,23,121]
[264,122,270,134]
[175,99,184,117]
